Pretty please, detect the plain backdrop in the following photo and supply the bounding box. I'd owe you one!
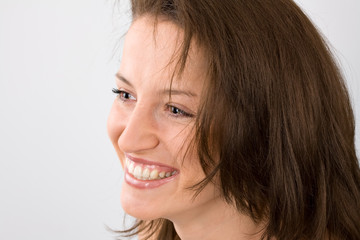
[0,0,359,239]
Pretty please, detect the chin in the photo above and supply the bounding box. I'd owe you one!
[120,181,166,220]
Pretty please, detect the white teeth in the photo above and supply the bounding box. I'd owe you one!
[128,161,135,174]
[150,169,159,180]
[125,158,130,169]
[134,166,142,178]
[125,158,176,180]
[159,171,166,178]
[142,168,150,179]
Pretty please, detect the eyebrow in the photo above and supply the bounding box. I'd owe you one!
[115,73,198,97]
[115,73,133,87]
[161,89,197,97]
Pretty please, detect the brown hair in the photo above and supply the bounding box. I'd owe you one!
[115,0,360,239]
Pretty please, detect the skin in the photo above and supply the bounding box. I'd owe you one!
[107,15,264,240]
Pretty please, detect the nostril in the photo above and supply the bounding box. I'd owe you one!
[117,121,160,153]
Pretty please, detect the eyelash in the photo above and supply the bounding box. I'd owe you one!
[112,88,135,101]
[112,88,194,118]
[165,105,195,118]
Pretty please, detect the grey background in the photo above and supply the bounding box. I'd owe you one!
[0,0,359,239]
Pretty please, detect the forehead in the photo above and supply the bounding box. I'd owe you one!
[120,15,208,90]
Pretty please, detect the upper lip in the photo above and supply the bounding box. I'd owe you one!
[125,153,179,170]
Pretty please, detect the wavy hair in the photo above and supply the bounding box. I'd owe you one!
[114,0,360,239]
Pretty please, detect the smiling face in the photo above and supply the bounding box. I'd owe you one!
[107,16,224,222]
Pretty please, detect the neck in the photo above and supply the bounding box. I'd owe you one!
[170,197,265,240]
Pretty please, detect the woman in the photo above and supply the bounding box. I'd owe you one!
[107,0,360,239]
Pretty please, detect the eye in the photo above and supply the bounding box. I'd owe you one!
[112,88,136,101]
[166,105,194,118]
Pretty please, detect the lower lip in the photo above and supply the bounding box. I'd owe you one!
[124,170,178,189]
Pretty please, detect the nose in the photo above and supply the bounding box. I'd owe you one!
[117,102,160,154]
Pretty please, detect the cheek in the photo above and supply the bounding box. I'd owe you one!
[170,131,206,183]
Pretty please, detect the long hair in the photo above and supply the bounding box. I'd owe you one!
[115,0,360,239]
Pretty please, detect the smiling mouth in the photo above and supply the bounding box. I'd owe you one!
[125,157,178,181]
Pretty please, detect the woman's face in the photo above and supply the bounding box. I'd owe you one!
[107,16,221,222]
